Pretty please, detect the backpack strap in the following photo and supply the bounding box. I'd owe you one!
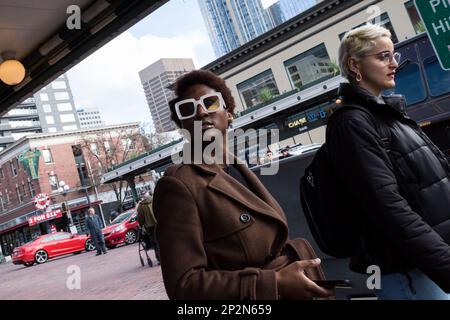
[330,103,392,152]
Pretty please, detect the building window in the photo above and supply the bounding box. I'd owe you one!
[46,115,55,125]
[54,92,70,100]
[57,103,73,112]
[384,63,427,106]
[424,57,450,97]
[90,143,99,155]
[77,164,90,187]
[97,162,103,175]
[49,174,59,191]
[22,183,27,198]
[43,149,54,164]
[284,44,334,91]
[40,93,49,101]
[42,104,52,113]
[51,81,67,89]
[339,12,399,43]
[48,127,57,133]
[5,189,10,204]
[104,141,111,153]
[0,167,3,179]
[28,178,36,197]
[63,125,78,131]
[0,193,4,210]
[121,138,135,150]
[237,69,280,109]
[16,185,23,203]
[405,1,424,34]
[10,160,17,176]
[60,114,75,123]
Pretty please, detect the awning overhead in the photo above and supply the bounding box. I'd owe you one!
[0,0,168,114]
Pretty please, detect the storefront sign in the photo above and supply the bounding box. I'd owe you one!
[307,109,328,122]
[18,148,41,180]
[70,225,78,235]
[28,209,63,227]
[33,193,51,210]
[285,108,329,130]
[287,116,308,129]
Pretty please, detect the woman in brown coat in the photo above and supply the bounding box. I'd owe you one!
[152,70,333,300]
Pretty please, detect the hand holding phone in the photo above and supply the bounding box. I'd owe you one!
[313,279,353,289]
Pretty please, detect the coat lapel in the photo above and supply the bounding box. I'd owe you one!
[193,162,288,229]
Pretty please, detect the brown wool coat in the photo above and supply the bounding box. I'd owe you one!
[152,162,325,300]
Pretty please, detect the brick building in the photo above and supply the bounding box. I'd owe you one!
[0,123,152,256]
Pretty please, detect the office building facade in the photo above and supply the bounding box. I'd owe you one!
[279,0,318,22]
[77,107,105,129]
[139,58,195,133]
[0,97,41,151]
[0,74,80,151]
[34,74,80,134]
[198,0,274,57]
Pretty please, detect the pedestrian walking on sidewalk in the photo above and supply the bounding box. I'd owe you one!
[85,207,107,256]
[137,192,160,264]
[152,70,333,300]
[327,23,450,299]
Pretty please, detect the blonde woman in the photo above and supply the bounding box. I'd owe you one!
[327,24,450,299]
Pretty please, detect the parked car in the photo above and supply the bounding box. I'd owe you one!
[12,232,95,266]
[286,143,322,156]
[102,209,139,248]
[269,143,322,161]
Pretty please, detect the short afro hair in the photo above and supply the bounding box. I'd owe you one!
[169,70,236,128]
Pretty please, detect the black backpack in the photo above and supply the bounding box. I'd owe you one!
[300,104,391,258]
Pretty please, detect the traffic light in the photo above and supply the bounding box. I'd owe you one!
[61,202,67,213]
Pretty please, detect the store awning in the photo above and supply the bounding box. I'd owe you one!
[0,200,103,235]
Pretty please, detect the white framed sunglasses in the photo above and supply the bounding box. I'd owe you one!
[175,92,226,120]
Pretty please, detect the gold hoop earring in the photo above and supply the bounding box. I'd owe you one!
[228,115,234,124]
[356,72,362,82]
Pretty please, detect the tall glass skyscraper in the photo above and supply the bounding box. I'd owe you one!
[268,0,318,26]
[198,0,274,58]
[279,0,317,21]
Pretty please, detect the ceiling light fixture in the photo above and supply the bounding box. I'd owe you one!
[0,52,26,85]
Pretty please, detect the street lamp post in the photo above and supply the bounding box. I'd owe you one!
[58,181,73,228]
[85,158,107,227]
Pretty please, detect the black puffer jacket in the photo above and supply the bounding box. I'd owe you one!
[327,83,450,292]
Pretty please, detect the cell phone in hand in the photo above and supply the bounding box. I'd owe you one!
[313,280,353,289]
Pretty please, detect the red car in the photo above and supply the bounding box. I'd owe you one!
[12,232,95,266]
[102,209,139,248]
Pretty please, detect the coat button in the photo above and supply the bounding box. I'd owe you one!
[240,213,251,223]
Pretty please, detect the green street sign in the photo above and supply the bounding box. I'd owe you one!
[414,0,450,70]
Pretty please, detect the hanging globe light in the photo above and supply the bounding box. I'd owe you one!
[0,59,26,85]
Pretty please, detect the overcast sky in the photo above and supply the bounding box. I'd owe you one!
[67,0,215,131]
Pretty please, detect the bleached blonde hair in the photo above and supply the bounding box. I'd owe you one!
[338,24,392,82]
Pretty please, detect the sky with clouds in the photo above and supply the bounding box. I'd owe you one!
[67,0,216,131]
